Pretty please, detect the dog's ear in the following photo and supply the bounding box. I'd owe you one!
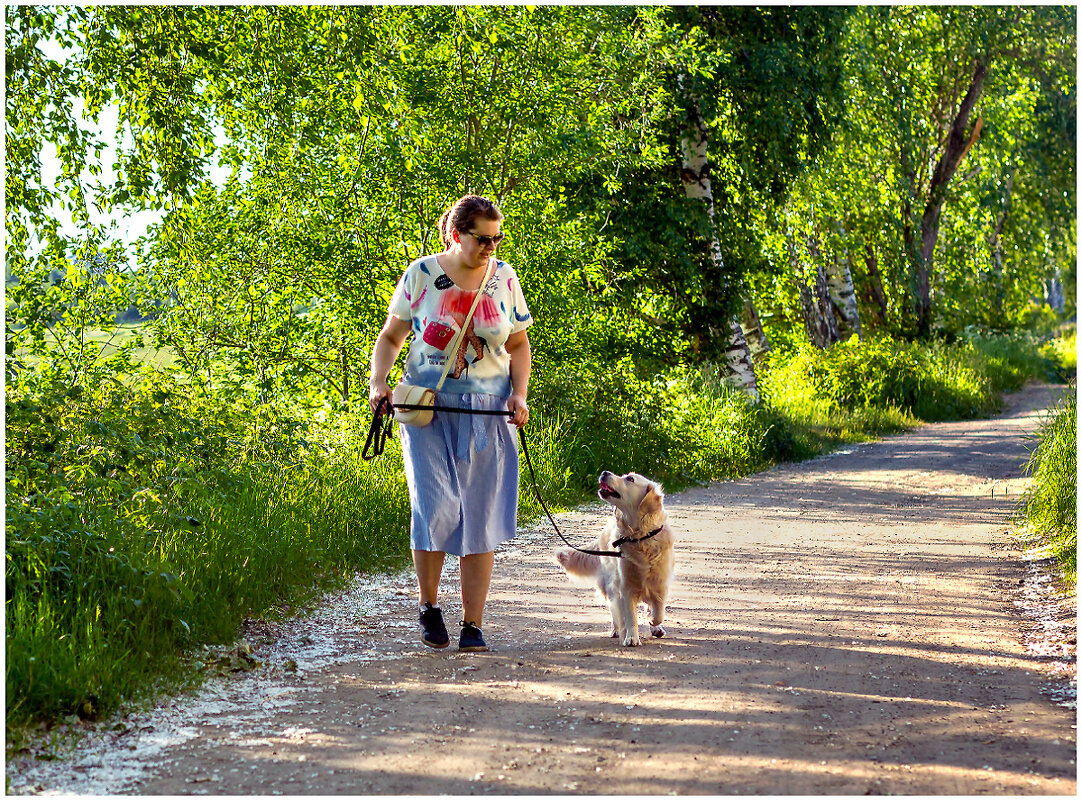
[637,485,663,520]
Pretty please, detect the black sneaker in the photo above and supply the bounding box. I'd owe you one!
[458,621,489,652]
[419,603,449,649]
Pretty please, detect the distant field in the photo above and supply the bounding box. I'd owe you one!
[12,323,178,370]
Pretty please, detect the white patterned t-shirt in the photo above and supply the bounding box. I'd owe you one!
[387,256,533,398]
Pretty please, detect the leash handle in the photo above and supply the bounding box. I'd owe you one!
[362,397,395,461]
[363,398,511,461]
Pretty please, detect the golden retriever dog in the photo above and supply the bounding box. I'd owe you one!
[555,471,674,646]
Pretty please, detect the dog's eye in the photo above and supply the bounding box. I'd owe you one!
[625,475,634,483]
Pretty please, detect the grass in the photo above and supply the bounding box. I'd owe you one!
[5,327,1076,739]
[1019,388,1077,588]
[1039,325,1077,380]
[5,378,410,731]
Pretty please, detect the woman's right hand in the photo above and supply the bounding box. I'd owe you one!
[369,379,392,414]
[368,315,413,414]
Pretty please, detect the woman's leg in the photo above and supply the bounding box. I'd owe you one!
[460,551,495,626]
[413,549,446,606]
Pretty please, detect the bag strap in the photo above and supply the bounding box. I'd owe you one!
[432,258,496,393]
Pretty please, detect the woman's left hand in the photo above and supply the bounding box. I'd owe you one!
[507,394,529,429]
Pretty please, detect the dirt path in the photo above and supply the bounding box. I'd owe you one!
[8,383,1076,795]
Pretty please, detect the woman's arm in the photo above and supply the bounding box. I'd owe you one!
[368,314,412,412]
[505,329,531,428]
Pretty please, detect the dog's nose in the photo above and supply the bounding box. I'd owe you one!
[599,471,613,482]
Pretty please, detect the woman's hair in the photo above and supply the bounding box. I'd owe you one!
[438,195,503,248]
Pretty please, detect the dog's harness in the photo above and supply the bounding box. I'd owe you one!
[364,397,653,558]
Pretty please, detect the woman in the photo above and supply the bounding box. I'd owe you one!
[368,195,532,652]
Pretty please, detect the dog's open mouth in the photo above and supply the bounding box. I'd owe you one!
[598,482,620,500]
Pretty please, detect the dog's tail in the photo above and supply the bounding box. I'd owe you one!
[555,547,601,582]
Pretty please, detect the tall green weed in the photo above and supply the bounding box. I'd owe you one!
[1039,326,1077,381]
[763,331,1057,422]
[1020,389,1077,586]
[530,359,771,494]
[5,373,408,728]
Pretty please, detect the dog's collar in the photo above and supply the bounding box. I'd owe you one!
[612,525,665,548]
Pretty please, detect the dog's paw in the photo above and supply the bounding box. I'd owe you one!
[610,629,619,639]
[650,625,665,638]
[622,634,642,647]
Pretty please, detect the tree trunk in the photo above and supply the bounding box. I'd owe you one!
[915,60,988,336]
[740,298,771,360]
[721,324,759,398]
[863,244,889,328]
[825,254,863,342]
[1046,273,1065,312]
[789,232,839,349]
[678,87,759,402]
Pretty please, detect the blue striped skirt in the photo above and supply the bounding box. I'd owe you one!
[399,391,519,557]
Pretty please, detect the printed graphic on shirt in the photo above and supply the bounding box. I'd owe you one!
[388,257,532,397]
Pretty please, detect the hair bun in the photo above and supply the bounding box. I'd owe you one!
[440,195,503,248]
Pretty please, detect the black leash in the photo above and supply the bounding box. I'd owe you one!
[514,415,624,559]
[362,397,630,558]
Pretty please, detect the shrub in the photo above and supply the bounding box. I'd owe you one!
[764,334,993,420]
[530,359,771,494]
[1039,326,1077,381]
[958,328,1056,394]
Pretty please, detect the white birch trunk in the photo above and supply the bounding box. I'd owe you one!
[824,255,863,342]
[793,231,840,349]
[678,90,759,402]
[1046,273,1065,312]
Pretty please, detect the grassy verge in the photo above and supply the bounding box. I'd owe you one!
[5,329,1074,737]
[5,375,410,733]
[1018,388,1077,587]
[11,324,177,372]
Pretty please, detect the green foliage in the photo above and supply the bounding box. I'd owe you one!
[1040,326,1077,379]
[531,361,772,491]
[124,4,670,403]
[1021,390,1077,585]
[767,335,985,420]
[566,6,850,363]
[5,373,408,727]
[956,328,1060,393]
[761,331,1055,422]
[675,5,850,184]
[762,5,1076,341]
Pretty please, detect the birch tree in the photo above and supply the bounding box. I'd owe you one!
[852,5,1074,335]
[677,85,759,399]
[759,5,1074,341]
[824,252,863,342]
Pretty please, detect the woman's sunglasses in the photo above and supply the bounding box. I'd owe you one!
[461,230,505,248]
